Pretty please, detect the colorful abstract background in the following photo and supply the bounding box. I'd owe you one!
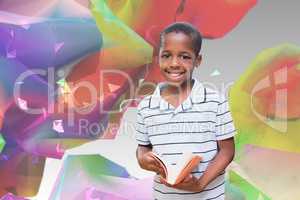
[0,0,299,200]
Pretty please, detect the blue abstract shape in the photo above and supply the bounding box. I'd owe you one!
[0,58,50,102]
[0,18,102,70]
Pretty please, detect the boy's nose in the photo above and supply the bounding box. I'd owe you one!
[171,57,180,66]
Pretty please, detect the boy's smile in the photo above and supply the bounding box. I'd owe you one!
[159,32,201,86]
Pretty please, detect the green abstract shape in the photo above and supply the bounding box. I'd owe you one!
[64,154,129,180]
[0,134,5,153]
[229,170,271,200]
[225,181,246,200]
[56,78,66,87]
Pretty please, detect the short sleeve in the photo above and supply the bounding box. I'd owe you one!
[135,105,151,146]
[215,95,236,140]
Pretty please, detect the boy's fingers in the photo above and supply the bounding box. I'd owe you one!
[153,159,163,169]
[158,168,166,177]
[159,177,172,187]
[149,165,165,177]
[159,177,167,184]
[149,164,159,172]
[150,164,165,177]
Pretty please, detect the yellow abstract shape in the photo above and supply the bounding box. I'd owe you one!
[230,43,300,154]
[57,79,71,94]
[105,0,144,27]
[90,0,153,69]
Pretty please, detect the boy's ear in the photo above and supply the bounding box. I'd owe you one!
[195,54,202,67]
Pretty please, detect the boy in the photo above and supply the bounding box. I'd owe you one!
[135,22,235,200]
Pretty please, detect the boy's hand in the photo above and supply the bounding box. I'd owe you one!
[139,152,166,177]
[159,175,204,192]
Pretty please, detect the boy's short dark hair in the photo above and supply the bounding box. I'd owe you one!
[159,22,202,56]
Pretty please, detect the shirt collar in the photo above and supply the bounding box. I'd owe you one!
[149,78,206,111]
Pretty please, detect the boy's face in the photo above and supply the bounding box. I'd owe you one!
[159,32,201,86]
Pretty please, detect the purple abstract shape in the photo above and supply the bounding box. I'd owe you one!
[2,98,47,144]
[0,56,125,158]
[0,57,51,145]
[18,113,108,158]
[0,57,52,158]
[0,18,102,70]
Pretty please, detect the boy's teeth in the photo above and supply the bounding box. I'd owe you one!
[169,72,183,77]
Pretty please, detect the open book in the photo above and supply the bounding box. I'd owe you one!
[149,152,202,185]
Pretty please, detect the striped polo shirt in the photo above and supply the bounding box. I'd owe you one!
[135,78,236,200]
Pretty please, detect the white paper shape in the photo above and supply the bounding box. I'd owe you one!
[7,49,16,58]
[210,69,221,77]
[108,83,120,93]
[52,120,64,133]
[20,24,31,30]
[10,30,14,38]
[18,98,28,110]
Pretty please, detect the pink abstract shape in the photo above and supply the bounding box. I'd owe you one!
[0,193,29,200]
[0,0,58,17]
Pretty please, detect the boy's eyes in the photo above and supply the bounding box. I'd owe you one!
[161,54,170,58]
[179,55,191,60]
[160,54,192,60]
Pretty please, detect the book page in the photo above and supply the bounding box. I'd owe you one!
[150,152,201,185]
[167,152,195,185]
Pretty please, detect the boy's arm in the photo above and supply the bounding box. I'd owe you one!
[196,137,235,190]
[135,101,164,175]
[136,145,152,168]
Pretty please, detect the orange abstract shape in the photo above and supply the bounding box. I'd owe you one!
[0,150,45,196]
[143,56,165,84]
